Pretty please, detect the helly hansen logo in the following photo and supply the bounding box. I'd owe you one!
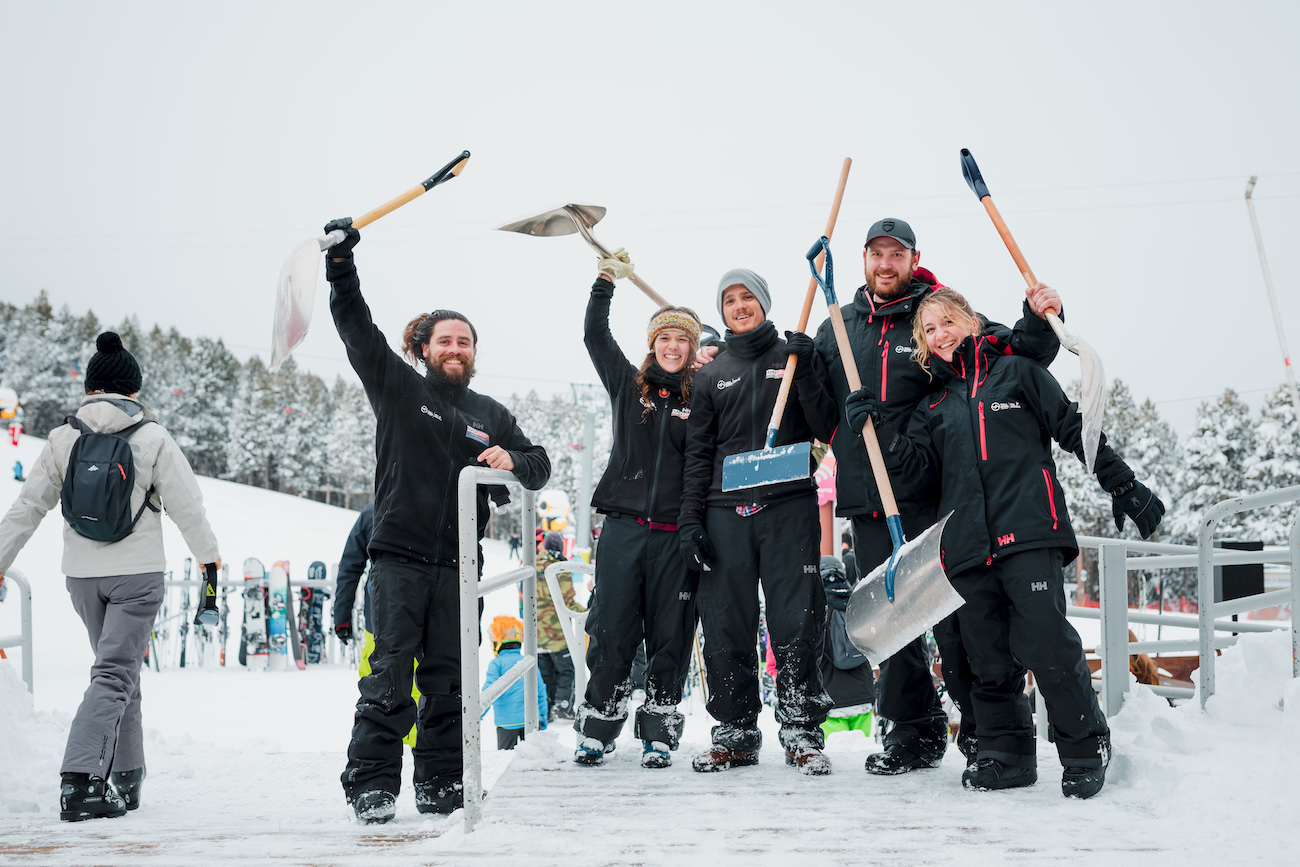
[990,401,1022,412]
[679,591,692,601]
[803,564,818,574]
[1031,581,1049,592]
[997,533,1015,546]
[420,405,443,421]
[717,376,742,390]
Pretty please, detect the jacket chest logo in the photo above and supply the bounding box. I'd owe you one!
[672,407,691,420]
[894,345,911,353]
[765,368,785,380]
[717,376,742,390]
[420,405,443,421]
[990,401,1022,412]
[465,425,489,445]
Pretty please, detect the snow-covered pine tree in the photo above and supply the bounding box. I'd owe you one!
[225,356,276,488]
[1241,385,1300,545]
[324,376,375,509]
[1168,388,1254,544]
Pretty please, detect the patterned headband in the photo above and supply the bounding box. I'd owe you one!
[647,310,702,348]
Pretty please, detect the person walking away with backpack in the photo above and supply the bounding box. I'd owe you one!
[574,250,703,769]
[0,332,222,821]
[862,288,1164,798]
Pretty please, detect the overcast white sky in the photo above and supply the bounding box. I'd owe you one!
[2,1,1298,435]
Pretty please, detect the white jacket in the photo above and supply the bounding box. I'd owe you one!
[0,394,220,578]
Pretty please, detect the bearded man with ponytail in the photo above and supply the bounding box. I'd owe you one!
[573,249,704,770]
[323,218,551,822]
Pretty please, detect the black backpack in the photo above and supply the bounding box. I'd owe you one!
[61,408,159,542]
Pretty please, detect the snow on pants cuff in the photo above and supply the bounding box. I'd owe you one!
[633,706,685,749]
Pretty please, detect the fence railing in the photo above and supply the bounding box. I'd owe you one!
[1069,484,1300,718]
[0,569,33,692]
[458,466,537,833]
[544,559,595,704]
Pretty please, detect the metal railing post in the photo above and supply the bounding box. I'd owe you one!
[545,560,595,706]
[1097,542,1131,715]
[0,569,34,693]
[1291,512,1300,679]
[1196,502,1223,708]
[522,492,539,737]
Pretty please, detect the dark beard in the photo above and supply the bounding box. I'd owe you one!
[866,264,916,301]
[428,355,475,387]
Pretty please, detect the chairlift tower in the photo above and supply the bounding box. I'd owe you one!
[1245,176,1300,420]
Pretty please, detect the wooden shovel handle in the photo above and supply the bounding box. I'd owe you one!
[353,153,471,230]
[978,195,1069,341]
[826,303,900,517]
[765,157,853,442]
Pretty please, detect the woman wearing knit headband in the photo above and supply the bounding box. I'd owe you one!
[572,248,703,769]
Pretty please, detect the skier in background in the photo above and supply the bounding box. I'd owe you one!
[324,218,550,823]
[573,251,703,770]
[12,461,23,482]
[483,615,548,749]
[0,332,222,822]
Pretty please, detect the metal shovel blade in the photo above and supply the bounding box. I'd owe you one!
[844,512,962,662]
[721,442,811,492]
[269,237,324,372]
[496,204,607,237]
[1073,333,1107,473]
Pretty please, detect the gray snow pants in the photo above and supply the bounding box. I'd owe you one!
[63,572,164,776]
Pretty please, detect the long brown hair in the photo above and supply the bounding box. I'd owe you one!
[402,310,478,367]
[637,305,699,421]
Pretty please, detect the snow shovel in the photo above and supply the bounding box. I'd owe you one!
[496,204,671,308]
[269,149,471,372]
[807,236,963,662]
[722,158,853,492]
[959,148,1106,472]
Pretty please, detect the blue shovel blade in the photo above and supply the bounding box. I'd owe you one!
[721,442,812,492]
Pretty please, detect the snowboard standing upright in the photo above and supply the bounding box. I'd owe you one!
[267,562,290,672]
[303,561,330,664]
[240,557,269,668]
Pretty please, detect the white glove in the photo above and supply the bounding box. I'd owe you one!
[598,247,635,280]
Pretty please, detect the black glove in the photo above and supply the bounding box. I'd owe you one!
[844,387,880,434]
[323,217,361,258]
[784,331,817,371]
[1111,480,1165,539]
[334,620,353,645]
[678,522,715,572]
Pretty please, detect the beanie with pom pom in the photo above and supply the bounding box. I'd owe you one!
[84,332,142,395]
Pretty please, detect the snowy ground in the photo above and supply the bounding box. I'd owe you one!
[1,433,1299,865]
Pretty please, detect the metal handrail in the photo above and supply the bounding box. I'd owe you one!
[0,569,33,692]
[544,560,595,705]
[458,466,536,833]
[1069,485,1300,715]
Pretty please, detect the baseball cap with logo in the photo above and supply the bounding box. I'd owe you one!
[864,218,916,250]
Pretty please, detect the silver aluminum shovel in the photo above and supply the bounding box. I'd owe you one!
[960,148,1106,471]
[269,150,470,372]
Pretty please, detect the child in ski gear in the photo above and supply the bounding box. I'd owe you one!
[793,217,1062,777]
[575,252,703,770]
[0,332,221,821]
[679,269,838,776]
[325,219,550,822]
[533,530,583,721]
[12,461,22,482]
[817,555,876,741]
[483,615,548,749]
[873,288,1164,799]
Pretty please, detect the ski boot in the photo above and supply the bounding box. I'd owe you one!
[1062,744,1110,799]
[640,740,672,769]
[785,747,832,776]
[691,746,759,773]
[573,737,615,766]
[962,758,1037,791]
[109,766,145,812]
[352,790,396,824]
[60,773,127,822]
[415,778,463,815]
[864,742,943,776]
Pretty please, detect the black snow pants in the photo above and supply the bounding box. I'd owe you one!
[538,648,575,716]
[697,496,831,752]
[851,503,958,759]
[577,514,697,747]
[340,555,481,799]
[949,547,1109,769]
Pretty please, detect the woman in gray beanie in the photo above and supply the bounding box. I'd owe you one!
[0,331,222,821]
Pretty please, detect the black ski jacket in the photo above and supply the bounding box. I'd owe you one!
[810,269,1060,517]
[333,502,372,629]
[585,278,691,524]
[329,258,551,567]
[679,321,837,524]
[880,333,1135,576]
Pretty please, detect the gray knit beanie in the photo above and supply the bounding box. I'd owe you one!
[716,269,771,320]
